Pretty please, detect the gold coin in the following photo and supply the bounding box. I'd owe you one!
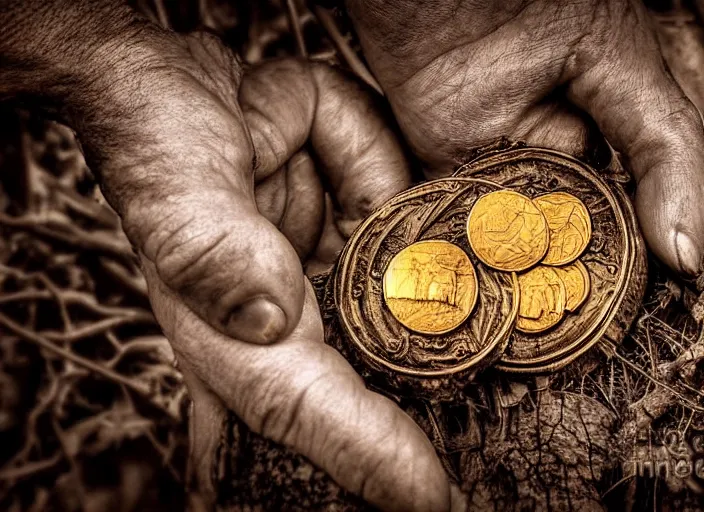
[515,266,566,333]
[533,192,592,265]
[554,261,590,312]
[467,190,549,272]
[383,240,478,335]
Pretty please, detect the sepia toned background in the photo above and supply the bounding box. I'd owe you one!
[2,0,704,510]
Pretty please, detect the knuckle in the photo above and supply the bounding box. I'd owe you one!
[159,232,230,293]
[245,375,308,443]
[244,364,332,447]
[146,213,234,295]
[182,32,243,101]
[243,101,291,171]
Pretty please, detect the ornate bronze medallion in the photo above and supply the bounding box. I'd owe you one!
[331,144,646,397]
[334,177,518,398]
[455,147,646,373]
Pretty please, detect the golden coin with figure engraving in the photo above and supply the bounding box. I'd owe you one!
[554,261,590,312]
[534,192,592,265]
[515,265,567,333]
[383,240,478,335]
[468,190,549,272]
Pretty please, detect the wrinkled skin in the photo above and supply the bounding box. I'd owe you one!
[2,1,703,511]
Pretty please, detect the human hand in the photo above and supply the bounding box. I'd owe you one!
[0,3,463,510]
[347,0,704,276]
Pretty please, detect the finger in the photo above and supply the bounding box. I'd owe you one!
[309,63,412,237]
[144,262,453,512]
[568,4,704,275]
[240,59,317,182]
[255,150,325,260]
[305,193,348,276]
[241,59,412,238]
[103,34,305,344]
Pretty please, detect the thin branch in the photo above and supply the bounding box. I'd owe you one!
[611,349,704,414]
[144,429,183,483]
[0,311,178,420]
[37,274,73,332]
[0,453,62,481]
[0,213,136,263]
[107,336,175,369]
[42,314,155,343]
[312,6,383,95]
[285,0,308,57]
[99,257,149,298]
[1,361,60,476]
[0,288,152,321]
[39,171,119,230]
[153,0,171,30]
[52,418,88,508]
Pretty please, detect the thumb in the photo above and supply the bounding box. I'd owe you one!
[144,262,454,512]
[96,33,307,344]
[568,3,704,275]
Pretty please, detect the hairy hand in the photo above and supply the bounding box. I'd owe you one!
[348,0,704,276]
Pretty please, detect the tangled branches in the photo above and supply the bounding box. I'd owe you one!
[0,111,188,511]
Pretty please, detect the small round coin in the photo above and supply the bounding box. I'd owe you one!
[515,265,567,333]
[554,261,591,312]
[383,240,478,334]
[533,192,592,265]
[468,190,549,272]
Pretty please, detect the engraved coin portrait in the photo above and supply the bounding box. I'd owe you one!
[382,240,478,334]
[467,189,549,272]
[534,192,592,265]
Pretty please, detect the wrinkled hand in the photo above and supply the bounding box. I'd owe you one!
[140,41,459,511]
[348,0,704,276]
[0,3,458,510]
[136,43,456,511]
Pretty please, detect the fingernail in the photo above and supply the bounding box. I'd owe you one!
[226,297,286,344]
[676,231,702,276]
